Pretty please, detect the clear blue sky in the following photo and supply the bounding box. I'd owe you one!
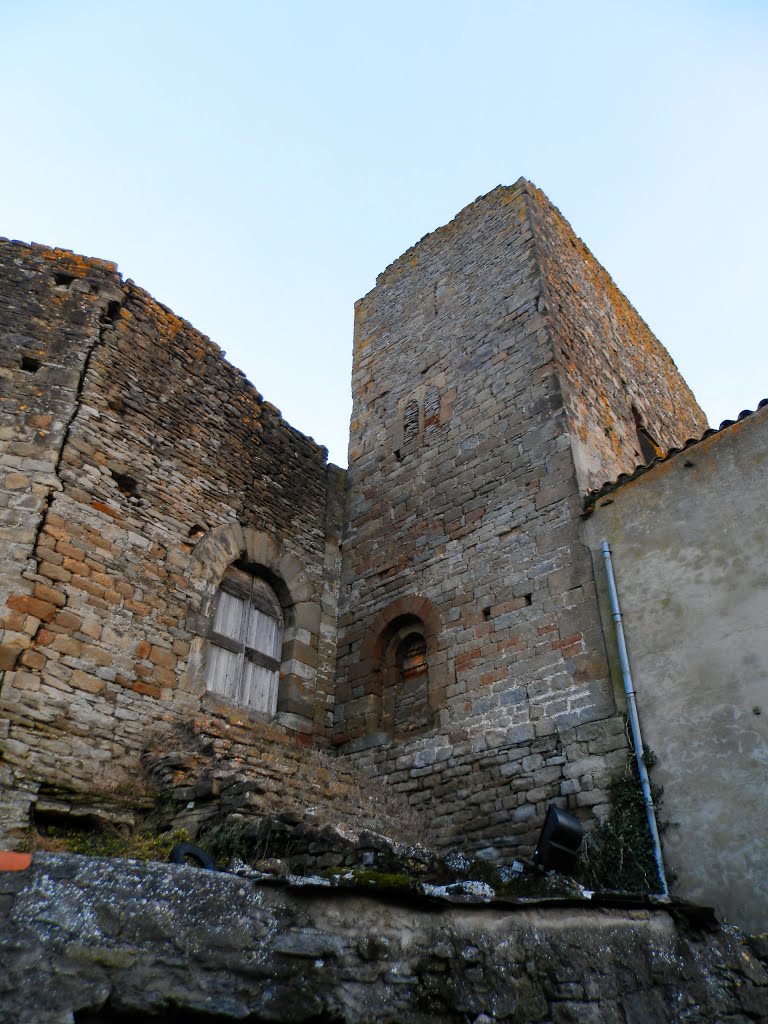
[2,1,766,465]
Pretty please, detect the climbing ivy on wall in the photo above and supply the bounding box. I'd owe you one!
[581,746,665,893]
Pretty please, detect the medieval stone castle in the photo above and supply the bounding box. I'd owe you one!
[0,179,765,935]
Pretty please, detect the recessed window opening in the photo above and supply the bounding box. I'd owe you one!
[53,271,76,289]
[103,300,122,324]
[205,565,284,716]
[383,617,432,736]
[399,633,427,681]
[402,399,420,448]
[424,386,441,429]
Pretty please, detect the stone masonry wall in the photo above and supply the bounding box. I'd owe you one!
[335,182,630,861]
[0,242,125,834]
[525,185,708,492]
[0,239,342,846]
[0,243,123,616]
[2,854,766,1023]
[0,184,718,875]
[140,707,417,853]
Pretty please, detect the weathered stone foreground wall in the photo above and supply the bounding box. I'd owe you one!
[2,855,766,1024]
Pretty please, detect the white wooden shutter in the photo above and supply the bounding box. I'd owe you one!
[246,607,281,660]
[206,569,283,715]
[242,661,279,716]
[205,641,243,699]
[213,590,245,642]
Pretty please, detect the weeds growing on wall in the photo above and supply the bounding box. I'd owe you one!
[580,745,665,894]
[19,824,192,861]
[201,817,275,868]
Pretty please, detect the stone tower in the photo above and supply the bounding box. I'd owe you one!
[335,179,706,858]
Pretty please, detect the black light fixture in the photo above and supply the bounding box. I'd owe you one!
[533,804,584,875]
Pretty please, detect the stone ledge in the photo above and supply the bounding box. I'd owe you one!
[0,854,764,1023]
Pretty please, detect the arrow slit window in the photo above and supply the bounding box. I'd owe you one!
[205,566,284,715]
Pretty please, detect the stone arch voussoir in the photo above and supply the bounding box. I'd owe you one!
[277,552,314,604]
[243,527,281,571]
[361,595,443,663]
[190,523,246,584]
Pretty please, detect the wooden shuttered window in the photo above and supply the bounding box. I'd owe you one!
[205,567,284,715]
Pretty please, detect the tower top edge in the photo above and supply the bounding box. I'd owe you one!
[357,178,541,305]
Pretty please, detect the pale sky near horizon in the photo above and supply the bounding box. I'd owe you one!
[2,1,766,466]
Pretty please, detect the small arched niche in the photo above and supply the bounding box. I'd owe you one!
[351,595,445,744]
[380,614,433,737]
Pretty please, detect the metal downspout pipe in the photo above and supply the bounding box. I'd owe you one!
[601,538,669,897]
